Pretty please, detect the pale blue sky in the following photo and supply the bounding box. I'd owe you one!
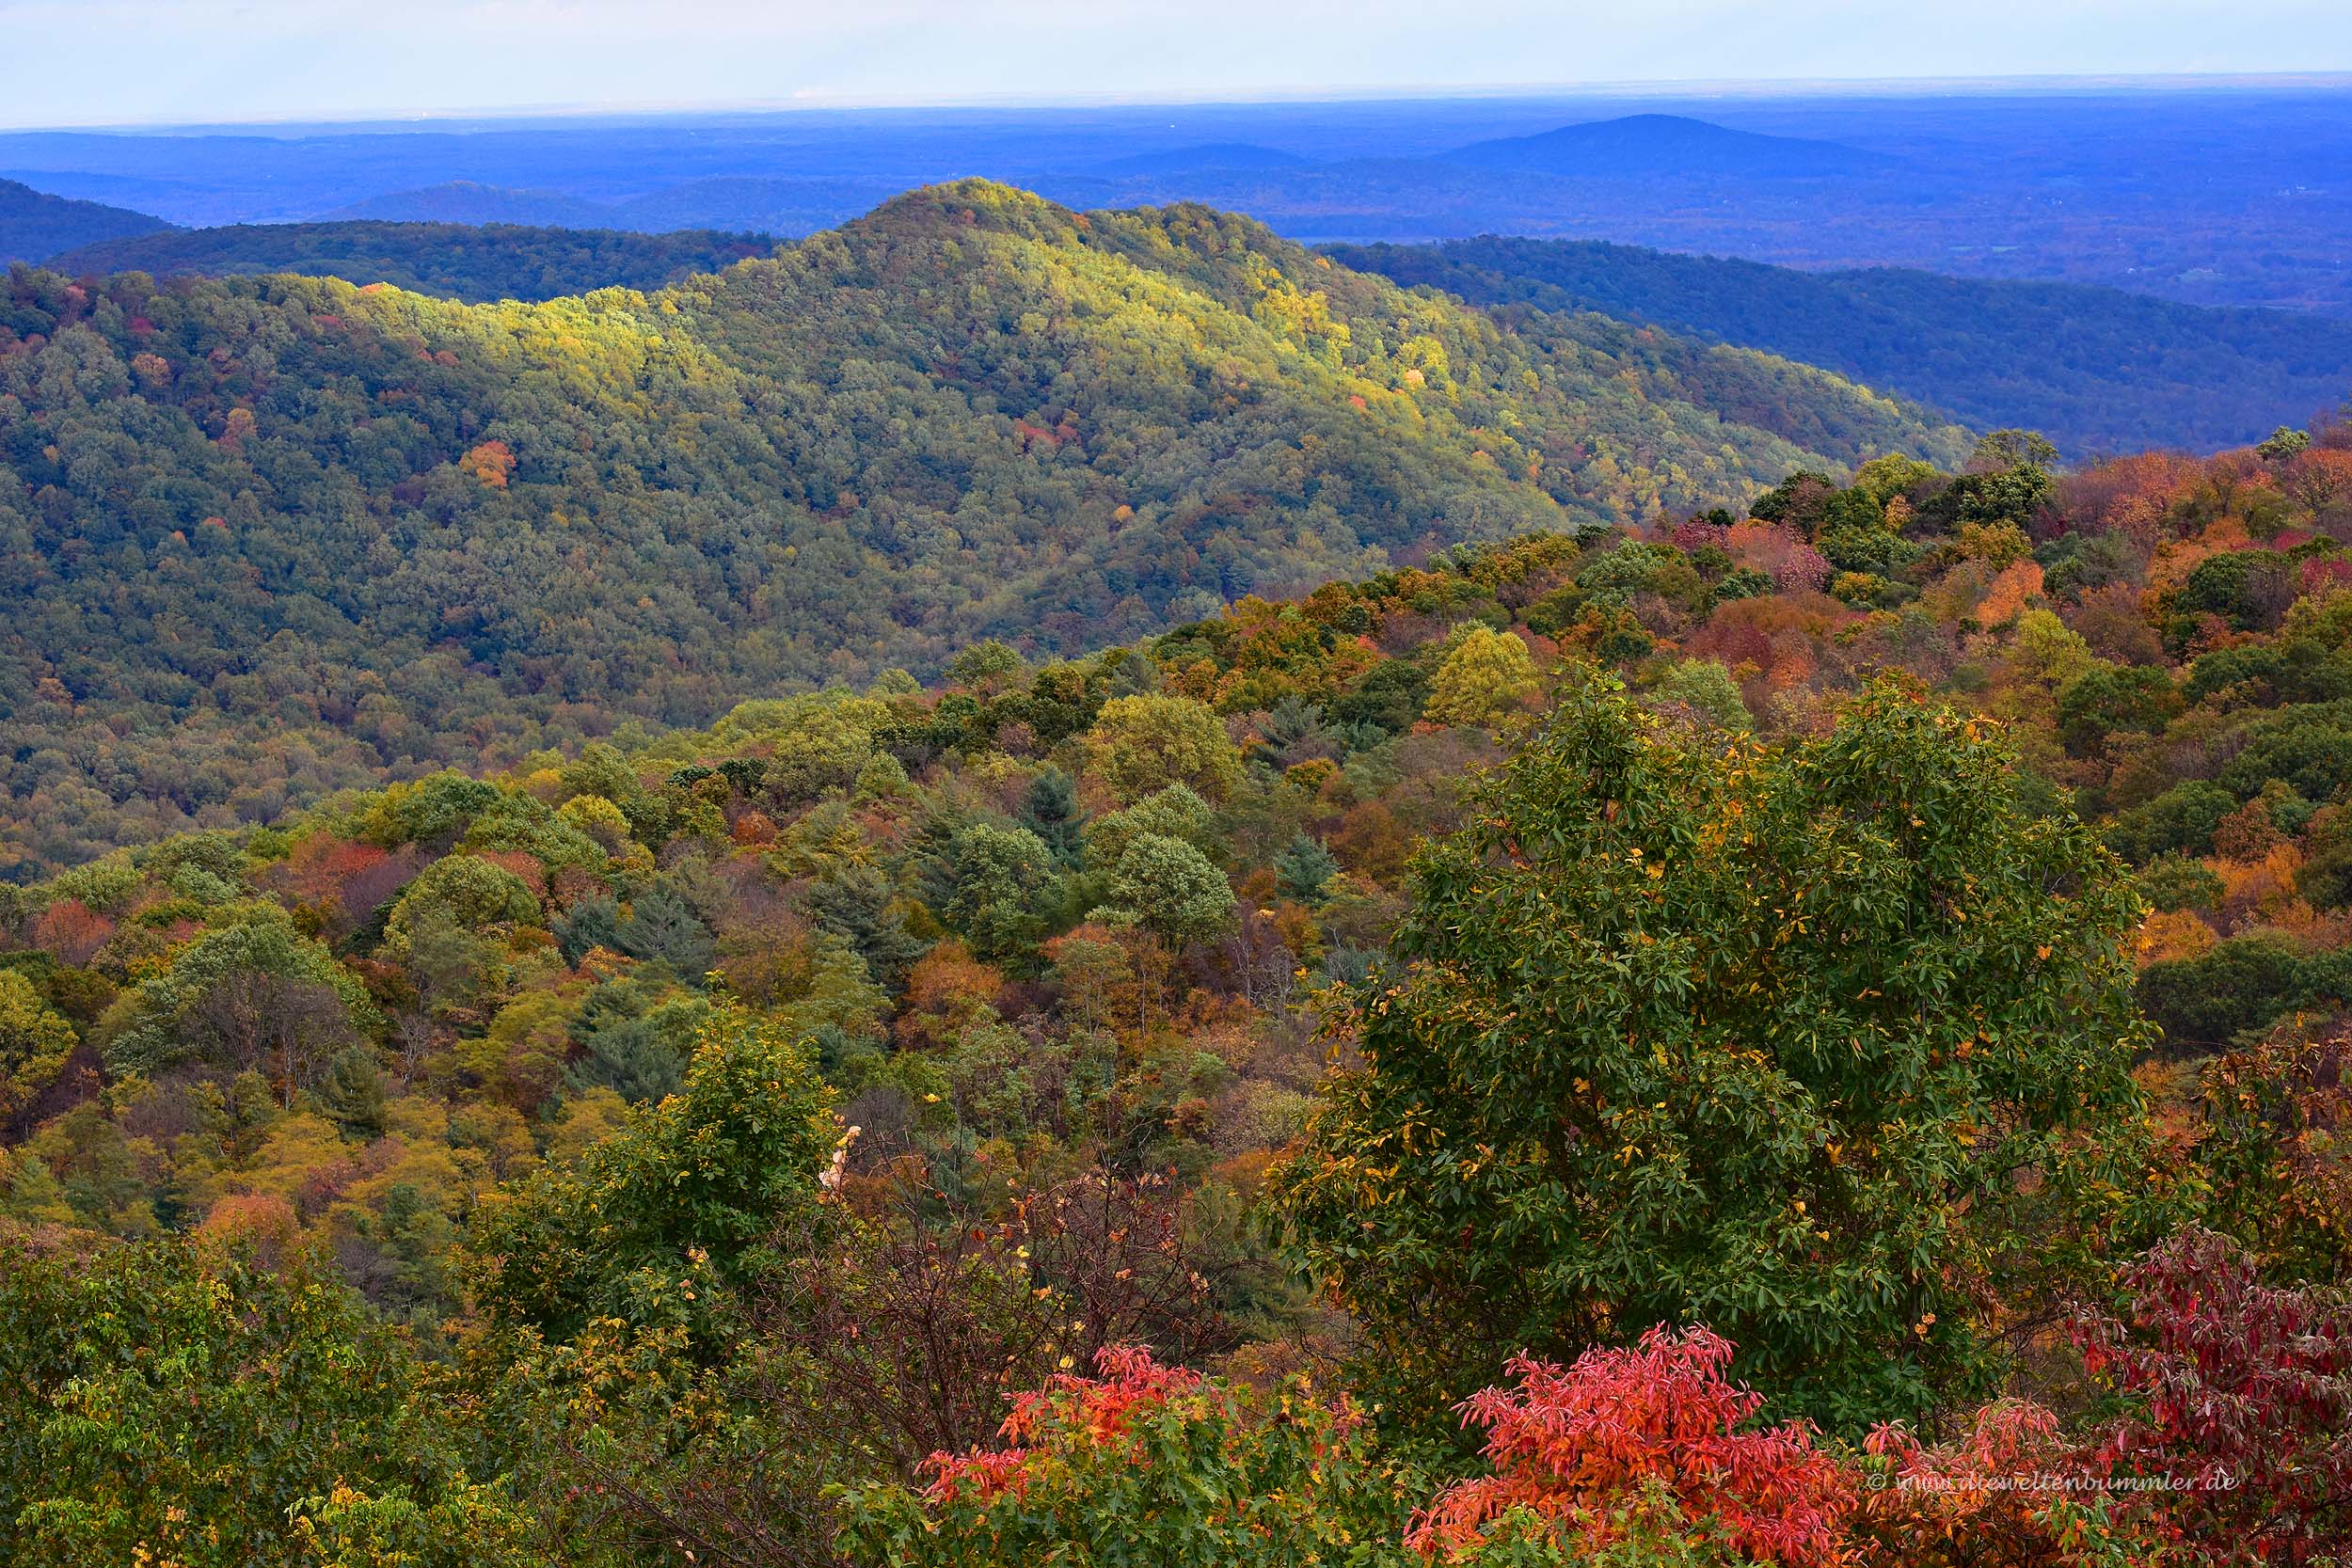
[3,0,2350,128]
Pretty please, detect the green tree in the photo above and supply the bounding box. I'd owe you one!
[2057,663,2184,756]
[1423,626,1541,728]
[1274,674,2155,1434]
[803,863,929,990]
[2137,933,2328,1050]
[2,1152,76,1226]
[939,823,1064,963]
[0,969,77,1133]
[1094,834,1237,950]
[1084,783,1217,870]
[101,910,377,1100]
[1275,833,1343,904]
[1019,768,1088,866]
[1651,658,1752,731]
[1083,694,1243,804]
[384,855,542,950]
[614,884,715,979]
[0,1238,548,1567]
[1970,428,2059,473]
[467,1001,834,1346]
[2254,425,2312,460]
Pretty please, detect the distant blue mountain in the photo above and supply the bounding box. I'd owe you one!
[0,177,169,262]
[1330,234,2352,455]
[610,177,905,235]
[321,182,613,227]
[1439,114,1898,179]
[1088,143,1311,177]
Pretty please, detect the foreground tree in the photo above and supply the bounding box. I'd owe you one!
[466,1002,835,1346]
[1409,1327,1854,1566]
[1275,673,2158,1433]
[0,1232,548,1568]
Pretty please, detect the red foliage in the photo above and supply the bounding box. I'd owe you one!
[1408,1326,1855,1565]
[923,1344,1206,1504]
[2074,1227,2352,1563]
[1673,515,1732,552]
[30,897,112,966]
[271,836,417,938]
[1724,520,1834,594]
[2301,557,2352,595]
[1857,1400,2105,1565]
[2058,451,2203,540]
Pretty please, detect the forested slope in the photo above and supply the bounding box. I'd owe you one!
[45,221,780,304]
[4,428,2349,1564]
[1332,236,2352,455]
[0,181,1964,875]
[0,178,168,263]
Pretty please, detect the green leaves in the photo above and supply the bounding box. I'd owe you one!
[1275,673,2156,1435]
[466,1001,834,1349]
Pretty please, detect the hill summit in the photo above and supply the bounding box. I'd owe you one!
[1441,113,1895,178]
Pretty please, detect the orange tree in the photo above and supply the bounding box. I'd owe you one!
[1274,673,2163,1435]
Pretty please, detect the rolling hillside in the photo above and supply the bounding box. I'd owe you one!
[0,181,1963,875]
[1331,236,2352,455]
[46,221,780,304]
[0,177,169,262]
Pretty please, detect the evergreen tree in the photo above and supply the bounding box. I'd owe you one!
[1020,768,1089,867]
[1275,834,1343,904]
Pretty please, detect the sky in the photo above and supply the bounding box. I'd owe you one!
[4,0,2352,128]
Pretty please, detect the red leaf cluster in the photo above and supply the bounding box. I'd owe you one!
[2074,1227,2352,1563]
[922,1343,1206,1505]
[1407,1325,1855,1565]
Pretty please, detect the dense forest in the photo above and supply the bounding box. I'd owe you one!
[1331,236,2352,456]
[1,181,1965,877]
[45,221,781,304]
[38,209,2348,461]
[0,177,169,263]
[5,421,2350,1563]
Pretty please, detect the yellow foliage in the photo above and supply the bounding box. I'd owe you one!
[2137,909,2218,967]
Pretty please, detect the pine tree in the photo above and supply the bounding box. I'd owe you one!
[1275,834,1342,904]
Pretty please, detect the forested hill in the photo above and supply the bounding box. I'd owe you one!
[44,221,781,304]
[0,178,169,263]
[1330,236,2352,457]
[0,180,1965,876]
[4,429,2351,1563]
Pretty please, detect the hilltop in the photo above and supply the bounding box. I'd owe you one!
[0,180,1963,875]
[1438,113,1895,178]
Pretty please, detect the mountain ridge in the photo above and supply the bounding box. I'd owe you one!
[0,176,171,262]
[0,180,1963,874]
[1438,113,1899,178]
[1331,235,2352,454]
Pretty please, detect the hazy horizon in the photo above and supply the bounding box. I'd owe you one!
[6,71,2350,136]
[4,0,2351,131]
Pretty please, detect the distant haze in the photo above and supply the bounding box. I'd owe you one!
[3,0,2351,128]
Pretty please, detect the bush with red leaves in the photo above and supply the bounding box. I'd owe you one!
[1408,1326,1855,1566]
[1856,1399,2146,1567]
[2074,1227,2352,1564]
[837,1344,1406,1567]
